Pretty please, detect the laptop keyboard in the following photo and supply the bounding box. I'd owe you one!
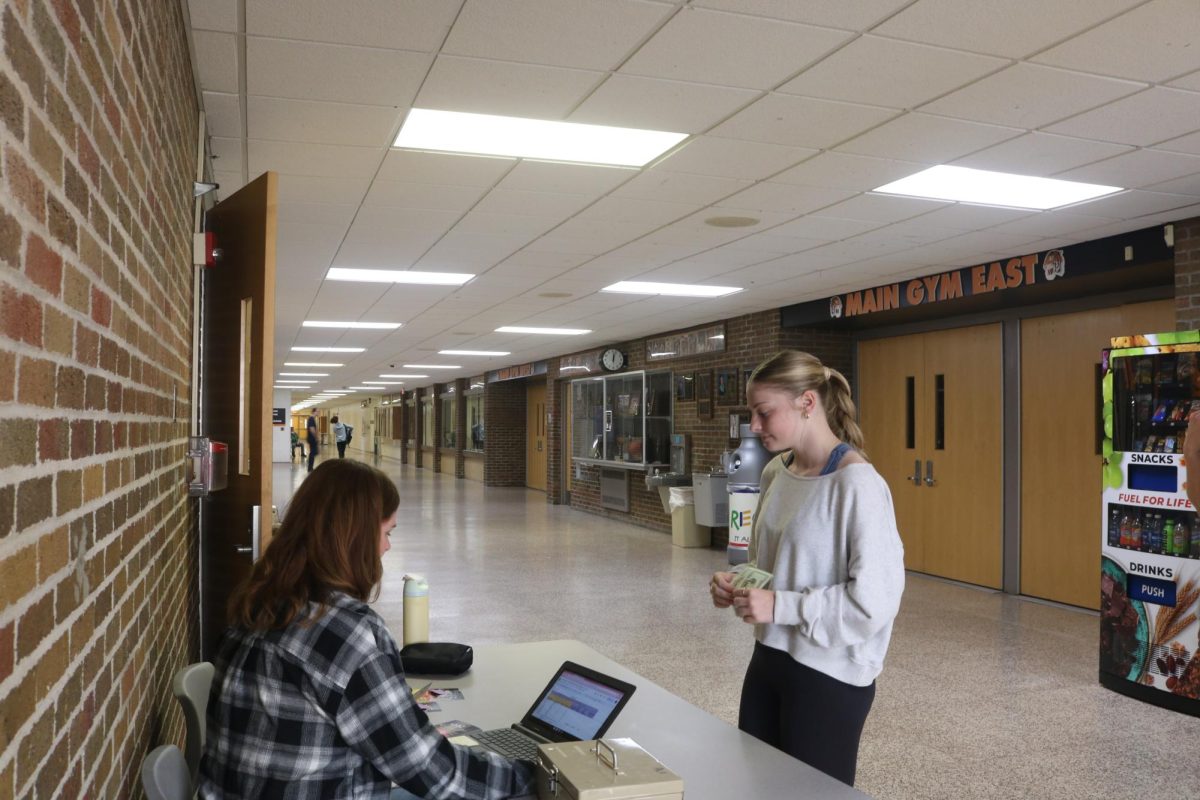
[473,728,540,761]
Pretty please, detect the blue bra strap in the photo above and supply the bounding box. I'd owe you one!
[819,443,853,476]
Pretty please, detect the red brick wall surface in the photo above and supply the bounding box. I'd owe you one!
[0,1,199,796]
[1175,217,1200,330]
[484,378,527,487]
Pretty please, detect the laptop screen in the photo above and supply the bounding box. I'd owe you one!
[522,661,636,742]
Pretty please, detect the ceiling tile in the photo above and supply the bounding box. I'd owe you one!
[276,202,359,230]
[452,212,562,238]
[209,136,245,174]
[771,152,926,192]
[1055,149,1200,190]
[1032,0,1200,83]
[473,189,595,219]
[1168,69,1200,92]
[203,92,242,139]
[192,30,240,93]
[212,171,245,198]
[658,136,816,180]
[952,132,1132,175]
[907,203,1034,229]
[584,196,696,226]
[714,182,854,215]
[874,0,1144,58]
[816,193,950,223]
[247,37,430,105]
[767,214,884,241]
[1144,172,1200,197]
[351,206,462,233]
[986,210,1122,239]
[920,64,1144,129]
[276,174,373,205]
[692,0,912,30]
[417,232,534,269]
[495,161,634,195]
[248,140,384,178]
[712,94,898,148]
[378,150,515,185]
[569,75,759,133]
[613,169,750,205]
[246,0,460,51]
[247,97,401,146]
[443,0,674,70]
[836,113,1022,163]
[416,55,604,118]
[1044,87,1200,147]
[778,35,1007,110]
[620,7,853,89]
[190,0,238,32]
[1064,189,1199,220]
[1155,130,1200,157]
[363,181,488,212]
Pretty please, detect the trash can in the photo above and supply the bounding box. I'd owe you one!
[668,487,710,548]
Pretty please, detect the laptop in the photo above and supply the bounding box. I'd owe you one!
[471,661,637,761]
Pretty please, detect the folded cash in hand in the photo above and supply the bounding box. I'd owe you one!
[732,566,773,590]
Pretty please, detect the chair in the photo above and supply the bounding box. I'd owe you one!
[142,744,191,800]
[172,662,215,787]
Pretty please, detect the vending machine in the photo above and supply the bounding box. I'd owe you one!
[1101,331,1200,716]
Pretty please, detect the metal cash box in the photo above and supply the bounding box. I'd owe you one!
[536,738,683,800]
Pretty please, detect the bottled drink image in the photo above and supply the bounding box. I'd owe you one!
[1130,514,1143,549]
[1163,519,1176,556]
[1173,519,1189,556]
[1148,513,1163,553]
[1109,507,1121,546]
[1120,513,1132,548]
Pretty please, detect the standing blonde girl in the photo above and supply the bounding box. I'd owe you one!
[709,351,905,786]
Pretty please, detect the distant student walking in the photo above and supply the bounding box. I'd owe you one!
[332,415,350,459]
[708,350,905,786]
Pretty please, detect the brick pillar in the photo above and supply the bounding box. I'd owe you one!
[484,379,526,486]
[454,378,466,478]
[1174,217,1200,330]
[432,384,443,473]
[414,389,425,468]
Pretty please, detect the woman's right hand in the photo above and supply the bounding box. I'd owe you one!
[710,571,735,608]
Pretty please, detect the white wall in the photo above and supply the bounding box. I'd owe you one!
[272,390,292,462]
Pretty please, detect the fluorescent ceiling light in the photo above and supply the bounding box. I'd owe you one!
[275,380,317,385]
[496,326,591,335]
[379,374,429,379]
[292,346,366,353]
[279,372,328,377]
[327,267,474,285]
[302,320,402,329]
[348,386,381,391]
[872,165,1123,210]
[285,361,344,367]
[394,108,687,167]
[649,352,675,358]
[364,381,404,385]
[404,364,460,369]
[439,350,511,356]
[602,281,742,298]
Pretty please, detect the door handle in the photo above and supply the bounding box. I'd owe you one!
[237,505,262,558]
[924,460,936,487]
[905,459,921,486]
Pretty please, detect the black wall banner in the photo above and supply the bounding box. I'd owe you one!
[781,225,1173,328]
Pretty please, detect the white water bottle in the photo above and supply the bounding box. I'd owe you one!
[402,574,429,646]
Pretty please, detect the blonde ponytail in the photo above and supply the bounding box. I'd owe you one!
[822,368,865,452]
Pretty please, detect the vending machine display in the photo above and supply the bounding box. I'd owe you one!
[1101,331,1200,716]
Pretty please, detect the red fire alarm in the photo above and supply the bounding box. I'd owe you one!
[193,231,218,267]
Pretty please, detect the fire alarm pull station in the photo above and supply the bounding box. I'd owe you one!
[187,436,228,496]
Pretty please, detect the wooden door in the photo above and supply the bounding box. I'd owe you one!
[1020,300,1173,608]
[526,382,547,491]
[200,172,277,658]
[921,324,1003,589]
[858,333,927,571]
[858,323,1003,588]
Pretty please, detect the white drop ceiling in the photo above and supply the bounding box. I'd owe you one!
[187,0,1200,403]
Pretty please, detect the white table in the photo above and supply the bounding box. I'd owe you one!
[420,639,873,800]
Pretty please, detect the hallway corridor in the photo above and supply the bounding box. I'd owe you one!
[275,454,1200,800]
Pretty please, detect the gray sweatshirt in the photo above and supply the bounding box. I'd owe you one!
[746,455,905,687]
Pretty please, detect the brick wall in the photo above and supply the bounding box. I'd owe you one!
[453,378,466,479]
[0,1,198,797]
[554,311,853,539]
[1175,216,1200,330]
[484,378,526,486]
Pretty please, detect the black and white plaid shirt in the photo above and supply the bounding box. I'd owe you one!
[199,592,534,799]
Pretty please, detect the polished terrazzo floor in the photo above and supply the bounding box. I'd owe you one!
[275,454,1200,800]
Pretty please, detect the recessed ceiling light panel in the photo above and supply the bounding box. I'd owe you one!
[326,268,474,285]
[291,347,366,353]
[394,108,687,167]
[873,165,1122,210]
[495,326,591,335]
[439,350,511,356]
[601,281,742,298]
[302,320,402,329]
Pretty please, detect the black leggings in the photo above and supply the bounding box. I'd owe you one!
[739,641,875,786]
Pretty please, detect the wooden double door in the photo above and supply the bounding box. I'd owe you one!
[859,324,1004,589]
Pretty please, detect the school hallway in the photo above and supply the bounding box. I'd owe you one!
[275,452,1200,800]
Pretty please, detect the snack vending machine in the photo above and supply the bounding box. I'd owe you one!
[1101,331,1200,716]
